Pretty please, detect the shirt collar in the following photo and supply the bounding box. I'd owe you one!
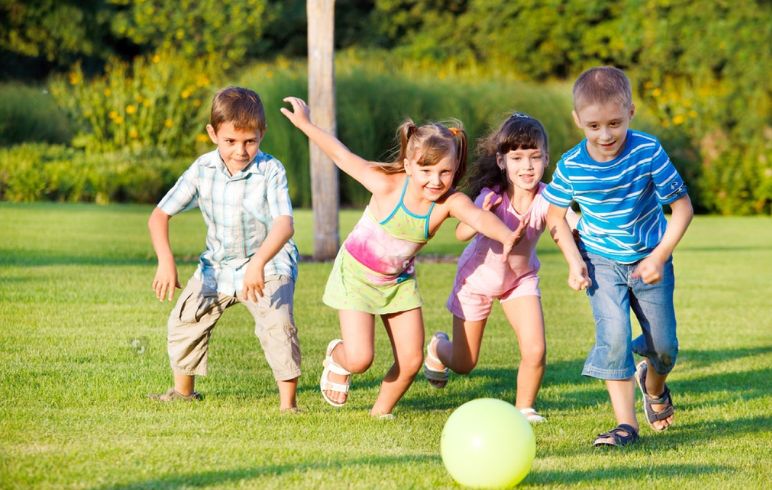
[210,150,263,179]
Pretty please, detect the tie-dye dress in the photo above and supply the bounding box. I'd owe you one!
[323,178,435,314]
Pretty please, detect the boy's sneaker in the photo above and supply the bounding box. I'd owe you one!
[148,388,202,402]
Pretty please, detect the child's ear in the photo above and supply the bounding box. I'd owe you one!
[404,158,413,175]
[206,124,218,144]
[496,152,505,170]
[629,104,636,120]
[571,110,582,129]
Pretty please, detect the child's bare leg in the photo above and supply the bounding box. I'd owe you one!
[606,378,638,428]
[371,308,424,416]
[432,316,486,374]
[323,310,376,405]
[278,377,298,411]
[501,296,545,409]
[174,373,195,395]
[642,359,674,430]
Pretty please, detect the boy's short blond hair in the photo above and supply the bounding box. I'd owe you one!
[210,86,266,133]
[573,66,633,110]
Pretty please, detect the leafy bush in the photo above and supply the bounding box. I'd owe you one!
[48,51,221,157]
[0,144,190,203]
[240,59,576,207]
[109,0,271,68]
[0,83,72,146]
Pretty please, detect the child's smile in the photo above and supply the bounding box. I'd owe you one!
[572,101,635,162]
[498,147,547,193]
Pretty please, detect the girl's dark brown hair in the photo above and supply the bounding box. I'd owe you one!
[463,113,548,198]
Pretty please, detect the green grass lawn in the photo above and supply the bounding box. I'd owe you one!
[1,203,771,489]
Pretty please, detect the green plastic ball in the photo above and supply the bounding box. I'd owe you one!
[441,398,535,488]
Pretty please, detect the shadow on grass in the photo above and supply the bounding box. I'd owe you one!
[400,345,771,418]
[96,454,437,490]
[527,463,730,486]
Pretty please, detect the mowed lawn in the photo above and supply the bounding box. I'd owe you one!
[1,203,770,489]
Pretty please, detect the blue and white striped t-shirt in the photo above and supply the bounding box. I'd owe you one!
[543,130,687,263]
[159,149,299,295]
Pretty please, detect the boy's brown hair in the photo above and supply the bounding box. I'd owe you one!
[573,66,633,110]
[210,86,266,133]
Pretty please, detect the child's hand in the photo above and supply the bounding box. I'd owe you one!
[280,97,311,128]
[632,255,664,284]
[152,262,180,302]
[567,261,591,291]
[481,192,503,212]
[501,214,530,260]
[241,258,265,303]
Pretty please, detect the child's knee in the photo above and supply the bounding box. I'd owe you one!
[651,343,678,374]
[520,343,546,367]
[346,354,374,374]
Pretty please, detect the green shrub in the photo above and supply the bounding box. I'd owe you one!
[0,143,190,204]
[0,83,73,146]
[48,50,221,157]
[240,60,577,207]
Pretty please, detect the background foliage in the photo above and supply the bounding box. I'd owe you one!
[0,0,769,214]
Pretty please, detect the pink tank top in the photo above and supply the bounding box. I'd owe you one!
[344,177,434,281]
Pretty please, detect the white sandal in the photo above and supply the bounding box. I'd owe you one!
[424,332,450,388]
[320,339,351,407]
[519,407,546,424]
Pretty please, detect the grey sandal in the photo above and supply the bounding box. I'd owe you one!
[593,424,639,447]
[635,361,675,431]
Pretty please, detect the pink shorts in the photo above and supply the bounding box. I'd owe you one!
[446,273,541,321]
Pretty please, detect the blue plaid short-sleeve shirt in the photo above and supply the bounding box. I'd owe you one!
[158,149,299,295]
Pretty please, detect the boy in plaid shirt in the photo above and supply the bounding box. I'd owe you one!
[148,87,301,411]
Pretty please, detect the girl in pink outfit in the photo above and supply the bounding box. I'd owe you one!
[424,113,578,423]
[281,97,524,417]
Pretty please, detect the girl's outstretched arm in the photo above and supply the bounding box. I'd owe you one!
[455,191,503,241]
[446,192,527,259]
[281,97,387,194]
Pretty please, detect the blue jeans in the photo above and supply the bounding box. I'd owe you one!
[581,250,678,380]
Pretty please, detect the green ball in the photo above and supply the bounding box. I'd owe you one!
[441,398,535,488]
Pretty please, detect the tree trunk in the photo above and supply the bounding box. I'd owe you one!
[307,0,339,260]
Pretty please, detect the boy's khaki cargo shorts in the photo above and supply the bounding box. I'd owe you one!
[167,275,301,381]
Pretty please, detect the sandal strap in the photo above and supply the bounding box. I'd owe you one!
[320,378,349,393]
[645,385,671,405]
[323,357,351,376]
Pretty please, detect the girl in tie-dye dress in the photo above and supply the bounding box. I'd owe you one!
[282,97,524,417]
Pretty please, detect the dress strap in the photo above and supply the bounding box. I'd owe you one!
[379,176,411,225]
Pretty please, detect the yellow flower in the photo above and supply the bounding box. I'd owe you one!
[181,88,192,99]
[104,88,112,97]
[126,104,137,114]
[109,111,118,120]
[689,110,697,118]
[68,71,82,85]
[195,133,210,143]
[164,119,174,128]
[152,54,161,64]
[672,115,685,126]
[114,116,124,125]
[196,75,210,87]
[129,128,139,139]
[651,88,662,98]
[193,99,201,107]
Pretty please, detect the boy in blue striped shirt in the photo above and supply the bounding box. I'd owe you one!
[148,87,301,411]
[544,66,693,447]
